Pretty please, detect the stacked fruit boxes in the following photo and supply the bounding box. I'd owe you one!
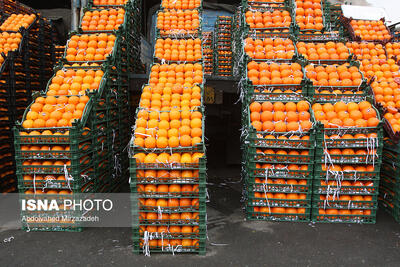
[88,0,143,73]
[344,38,400,223]
[379,138,400,222]
[242,97,315,221]
[214,16,233,76]
[202,31,213,75]
[14,1,137,231]
[240,1,315,222]
[305,57,383,223]
[130,0,207,255]
[293,0,343,42]
[0,9,56,193]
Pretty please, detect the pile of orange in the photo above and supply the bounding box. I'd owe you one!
[22,159,71,167]
[65,33,116,62]
[133,152,203,164]
[245,10,292,29]
[154,38,202,62]
[148,63,203,87]
[322,133,377,140]
[92,0,128,5]
[322,148,377,156]
[0,14,36,31]
[139,84,202,111]
[247,61,303,85]
[345,42,386,61]
[161,0,202,9]
[312,101,379,128]
[295,0,324,31]
[156,10,200,33]
[133,109,203,148]
[253,206,306,214]
[369,77,400,109]
[249,100,312,132]
[137,183,199,194]
[317,209,372,216]
[384,112,400,132]
[319,192,374,200]
[244,37,295,60]
[297,41,350,61]
[350,19,391,41]
[80,9,125,31]
[22,95,89,128]
[139,211,200,221]
[385,42,400,59]
[305,63,363,87]
[319,179,374,189]
[139,197,199,208]
[0,32,23,57]
[24,188,72,195]
[321,164,376,173]
[46,69,104,96]
[136,169,201,182]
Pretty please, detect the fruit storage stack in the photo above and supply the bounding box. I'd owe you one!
[304,41,383,223]
[130,0,207,255]
[14,0,138,231]
[214,16,233,77]
[343,36,400,222]
[294,0,341,42]
[202,31,213,75]
[241,1,315,222]
[378,138,400,222]
[311,101,383,223]
[0,9,57,193]
[86,0,143,73]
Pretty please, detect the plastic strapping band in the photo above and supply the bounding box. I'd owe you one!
[64,164,72,191]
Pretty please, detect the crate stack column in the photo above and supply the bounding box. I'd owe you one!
[130,0,207,255]
[343,41,400,221]
[240,1,315,222]
[214,16,233,77]
[0,9,56,193]
[293,5,384,222]
[14,0,138,231]
[202,32,213,76]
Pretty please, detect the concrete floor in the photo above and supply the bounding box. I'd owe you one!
[1,167,400,266]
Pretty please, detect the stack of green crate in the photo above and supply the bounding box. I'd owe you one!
[76,1,139,190]
[379,138,400,222]
[311,121,383,223]
[130,0,207,255]
[242,98,315,222]
[14,81,114,231]
[214,16,233,77]
[14,1,136,231]
[240,1,315,221]
[291,0,345,42]
[202,31,213,75]
[232,7,243,77]
[306,61,383,223]
[87,0,143,73]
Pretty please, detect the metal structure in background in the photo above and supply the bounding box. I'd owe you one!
[71,0,90,31]
[70,0,80,31]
